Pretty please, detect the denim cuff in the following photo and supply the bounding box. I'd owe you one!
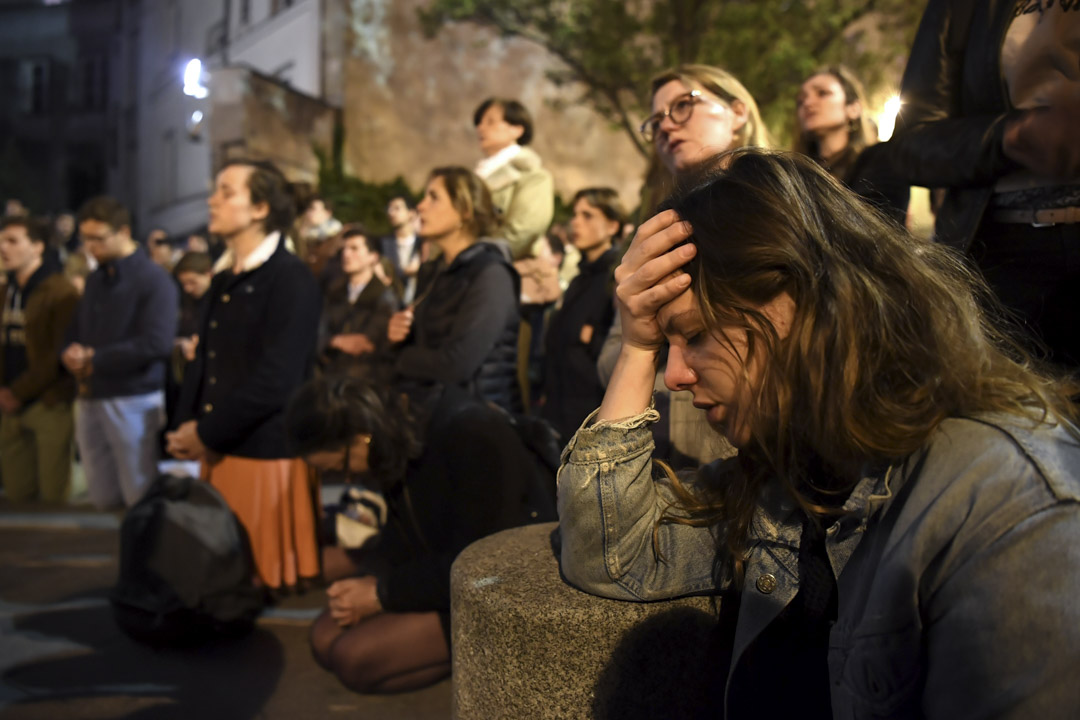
[561,400,659,466]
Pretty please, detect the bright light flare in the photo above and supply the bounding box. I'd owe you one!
[183,59,209,99]
[877,95,902,142]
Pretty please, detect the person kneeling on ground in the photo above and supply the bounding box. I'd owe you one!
[285,376,556,694]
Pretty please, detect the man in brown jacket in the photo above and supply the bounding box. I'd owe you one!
[0,217,79,502]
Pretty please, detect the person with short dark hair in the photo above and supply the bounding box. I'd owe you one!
[380,196,422,304]
[539,188,625,442]
[0,217,79,502]
[62,196,179,509]
[473,97,554,260]
[285,375,555,694]
[167,159,322,594]
[318,225,398,381]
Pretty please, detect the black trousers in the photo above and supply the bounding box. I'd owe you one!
[971,217,1080,371]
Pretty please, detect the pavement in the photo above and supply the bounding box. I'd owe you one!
[0,497,452,720]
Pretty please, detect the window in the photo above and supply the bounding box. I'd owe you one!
[16,59,50,114]
[79,55,108,111]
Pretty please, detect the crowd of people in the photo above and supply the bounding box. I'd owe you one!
[2,0,1078,710]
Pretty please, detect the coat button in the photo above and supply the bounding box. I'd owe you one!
[209,377,217,385]
[756,573,777,594]
[208,350,216,359]
[203,403,213,413]
[209,320,218,329]
[221,293,230,303]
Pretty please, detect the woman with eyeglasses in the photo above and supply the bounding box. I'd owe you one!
[600,65,769,468]
[793,66,908,224]
[641,64,770,181]
[285,376,555,694]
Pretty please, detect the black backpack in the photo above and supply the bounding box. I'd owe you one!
[110,474,265,646]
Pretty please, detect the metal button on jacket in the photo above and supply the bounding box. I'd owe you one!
[209,320,218,329]
[221,293,230,303]
[203,402,214,413]
[756,573,777,594]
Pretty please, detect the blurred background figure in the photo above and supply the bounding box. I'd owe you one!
[0,217,79,503]
[794,66,908,223]
[539,188,624,444]
[388,167,521,416]
[379,195,422,304]
[300,194,344,283]
[887,0,1080,369]
[473,97,554,260]
[185,232,210,254]
[318,225,398,382]
[63,196,178,509]
[146,228,180,273]
[168,159,322,595]
[173,251,213,349]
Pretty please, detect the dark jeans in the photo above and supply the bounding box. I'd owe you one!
[971,217,1080,371]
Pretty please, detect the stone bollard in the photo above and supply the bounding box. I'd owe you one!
[451,522,723,720]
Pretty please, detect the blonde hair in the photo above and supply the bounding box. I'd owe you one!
[650,65,772,151]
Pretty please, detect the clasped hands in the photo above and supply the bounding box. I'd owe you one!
[327,575,383,627]
[61,343,95,380]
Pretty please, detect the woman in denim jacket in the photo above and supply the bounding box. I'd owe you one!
[558,149,1080,718]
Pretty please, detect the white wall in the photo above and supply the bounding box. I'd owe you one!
[229,0,322,97]
[136,0,322,236]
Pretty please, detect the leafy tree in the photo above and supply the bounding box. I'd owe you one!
[419,0,926,154]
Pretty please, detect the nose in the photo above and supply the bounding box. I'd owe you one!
[664,344,697,392]
[657,113,680,139]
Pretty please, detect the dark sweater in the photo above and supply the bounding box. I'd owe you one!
[373,386,556,613]
[66,248,178,399]
[541,248,617,443]
[174,238,321,458]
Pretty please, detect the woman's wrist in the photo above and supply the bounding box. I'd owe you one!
[597,344,659,423]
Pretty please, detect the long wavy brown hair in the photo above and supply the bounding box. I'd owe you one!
[659,148,1079,581]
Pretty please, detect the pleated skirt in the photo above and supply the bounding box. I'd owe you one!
[203,455,321,590]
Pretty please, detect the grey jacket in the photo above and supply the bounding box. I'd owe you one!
[558,407,1080,718]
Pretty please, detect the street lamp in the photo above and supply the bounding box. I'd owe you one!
[183,58,209,99]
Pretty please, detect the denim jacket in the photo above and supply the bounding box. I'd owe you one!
[558,406,1080,718]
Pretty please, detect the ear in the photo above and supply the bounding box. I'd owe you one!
[117,225,133,241]
[729,99,749,133]
[762,291,796,341]
[250,200,270,224]
[605,218,621,241]
[845,99,862,122]
[508,124,525,143]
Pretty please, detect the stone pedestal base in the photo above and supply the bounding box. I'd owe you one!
[451,522,722,719]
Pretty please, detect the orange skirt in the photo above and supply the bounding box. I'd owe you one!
[202,455,320,590]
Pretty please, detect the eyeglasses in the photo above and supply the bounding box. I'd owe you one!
[640,90,709,142]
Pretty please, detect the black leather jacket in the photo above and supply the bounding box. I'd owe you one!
[394,241,521,414]
[887,0,1024,250]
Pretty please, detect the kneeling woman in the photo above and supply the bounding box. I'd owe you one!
[559,149,1080,716]
[286,376,555,694]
